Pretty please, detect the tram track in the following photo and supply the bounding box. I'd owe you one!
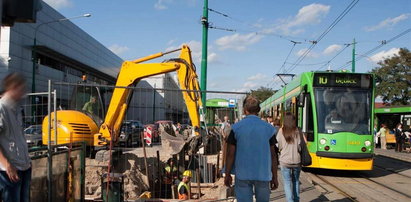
[311,173,359,202]
[306,154,411,201]
[356,173,411,199]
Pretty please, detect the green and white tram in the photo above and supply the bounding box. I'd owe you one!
[261,71,375,170]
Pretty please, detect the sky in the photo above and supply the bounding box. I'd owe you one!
[44,0,411,93]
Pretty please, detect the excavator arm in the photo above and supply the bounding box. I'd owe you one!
[94,45,202,146]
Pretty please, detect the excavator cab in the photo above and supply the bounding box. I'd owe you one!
[69,85,105,127]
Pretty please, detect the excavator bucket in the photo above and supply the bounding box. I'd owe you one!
[158,122,221,158]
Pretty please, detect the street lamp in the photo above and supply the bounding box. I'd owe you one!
[31,13,91,93]
[31,14,90,125]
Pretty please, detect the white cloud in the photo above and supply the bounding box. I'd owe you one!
[243,81,258,89]
[215,33,263,51]
[288,3,331,27]
[365,14,410,31]
[369,48,400,63]
[296,48,318,58]
[323,44,342,55]
[165,40,219,64]
[109,44,129,55]
[207,52,219,63]
[247,73,268,81]
[154,0,173,10]
[44,0,73,9]
[265,3,330,35]
[167,39,176,46]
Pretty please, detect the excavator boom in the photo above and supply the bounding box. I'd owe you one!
[95,45,202,146]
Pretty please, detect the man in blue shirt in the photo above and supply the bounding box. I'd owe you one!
[224,95,279,202]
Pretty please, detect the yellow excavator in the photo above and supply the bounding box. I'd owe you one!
[42,45,207,154]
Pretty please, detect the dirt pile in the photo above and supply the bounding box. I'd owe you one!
[85,151,154,200]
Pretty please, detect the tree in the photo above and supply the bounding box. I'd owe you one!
[370,48,411,105]
[250,86,277,102]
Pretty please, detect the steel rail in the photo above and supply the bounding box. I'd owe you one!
[313,174,359,202]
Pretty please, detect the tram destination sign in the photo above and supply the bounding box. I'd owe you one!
[313,73,372,88]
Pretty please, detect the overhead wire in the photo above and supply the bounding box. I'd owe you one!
[208,7,314,43]
[284,0,359,74]
[279,41,300,73]
[336,28,411,70]
[315,43,351,71]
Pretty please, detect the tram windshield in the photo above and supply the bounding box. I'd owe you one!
[315,87,371,135]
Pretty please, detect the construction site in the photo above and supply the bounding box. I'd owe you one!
[2,1,411,202]
[21,45,245,201]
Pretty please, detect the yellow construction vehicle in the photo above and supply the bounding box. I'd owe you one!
[42,45,204,151]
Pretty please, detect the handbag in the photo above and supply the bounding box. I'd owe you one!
[299,130,312,166]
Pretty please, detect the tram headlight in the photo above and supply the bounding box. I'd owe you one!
[320,138,327,145]
[364,140,371,147]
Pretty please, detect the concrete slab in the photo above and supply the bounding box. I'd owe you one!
[374,148,411,162]
[270,170,328,202]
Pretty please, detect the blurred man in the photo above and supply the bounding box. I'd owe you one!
[0,73,31,202]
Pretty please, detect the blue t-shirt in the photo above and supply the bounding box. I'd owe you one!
[227,115,277,181]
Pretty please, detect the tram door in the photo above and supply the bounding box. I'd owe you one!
[300,93,314,142]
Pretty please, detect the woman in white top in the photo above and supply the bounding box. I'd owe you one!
[276,112,302,202]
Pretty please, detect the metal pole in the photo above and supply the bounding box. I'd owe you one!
[53,89,57,145]
[156,150,161,197]
[153,84,156,122]
[142,134,149,189]
[47,80,53,202]
[200,0,209,107]
[32,37,37,93]
[196,168,201,199]
[352,38,356,73]
[31,37,37,124]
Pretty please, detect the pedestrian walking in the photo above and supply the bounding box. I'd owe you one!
[273,118,281,131]
[0,73,32,202]
[277,112,304,202]
[374,123,380,148]
[394,123,404,152]
[221,115,231,169]
[267,116,274,126]
[379,124,388,150]
[224,95,279,202]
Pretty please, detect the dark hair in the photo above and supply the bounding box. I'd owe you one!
[282,112,297,144]
[2,72,26,91]
[243,95,260,114]
[273,118,281,126]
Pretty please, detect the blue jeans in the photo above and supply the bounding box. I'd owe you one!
[0,167,31,202]
[235,178,271,202]
[280,166,301,202]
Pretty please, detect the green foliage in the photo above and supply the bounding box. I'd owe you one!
[250,86,277,102]
[370,48,411,105]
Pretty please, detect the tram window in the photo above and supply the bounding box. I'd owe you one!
[315,88,371,134]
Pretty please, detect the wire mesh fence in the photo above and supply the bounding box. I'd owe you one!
[24,80,248,200]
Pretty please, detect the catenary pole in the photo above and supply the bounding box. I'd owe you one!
[200,0,208,107]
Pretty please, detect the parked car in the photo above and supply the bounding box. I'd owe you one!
[118,120,144,147]
[24,125,42,147]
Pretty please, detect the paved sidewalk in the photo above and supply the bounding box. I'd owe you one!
[270,170,327,202]
[374,148,411,162]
